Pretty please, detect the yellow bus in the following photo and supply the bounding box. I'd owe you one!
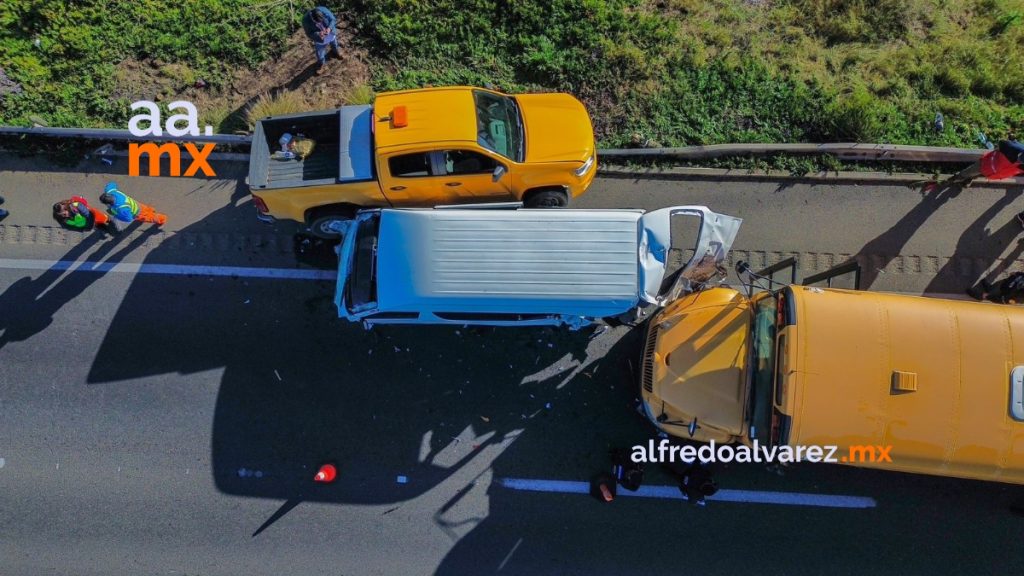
[640,282,1024,484]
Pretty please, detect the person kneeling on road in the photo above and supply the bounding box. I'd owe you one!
[53,196,119,234]
[99,181,167,226]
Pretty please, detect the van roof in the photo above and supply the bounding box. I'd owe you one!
[374,209,643,317]
[373,87,478,150]
[786,286,1024,482]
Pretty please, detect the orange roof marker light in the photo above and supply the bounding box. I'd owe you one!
[391,106,408,128]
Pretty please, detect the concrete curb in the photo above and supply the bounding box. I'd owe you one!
[598,166,1024,188]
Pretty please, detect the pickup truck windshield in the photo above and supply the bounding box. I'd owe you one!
[748,294,777,445]
[474,90,524,162]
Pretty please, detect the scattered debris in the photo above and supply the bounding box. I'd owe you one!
[396,475,408,484]
[480,416,490,423]
[274,369,282,382]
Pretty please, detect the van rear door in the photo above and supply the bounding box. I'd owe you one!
[638,206,742,304]
[335,211,381,319]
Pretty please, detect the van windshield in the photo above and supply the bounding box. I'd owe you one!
[747,294,777,445]
[474,90,524,162]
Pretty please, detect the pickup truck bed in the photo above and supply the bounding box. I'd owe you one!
[248,105,374,191]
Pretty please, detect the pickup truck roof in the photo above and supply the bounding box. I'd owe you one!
[373,87,479,151]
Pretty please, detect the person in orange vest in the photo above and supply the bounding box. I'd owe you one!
[98,181,167,226]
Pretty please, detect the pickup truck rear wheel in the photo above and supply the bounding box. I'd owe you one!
[524,188,568,208]
[308,208,356,239]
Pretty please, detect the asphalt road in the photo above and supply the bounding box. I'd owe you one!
[1,154,1023,575]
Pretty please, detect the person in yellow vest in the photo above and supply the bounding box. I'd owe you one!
[98,181,167,226]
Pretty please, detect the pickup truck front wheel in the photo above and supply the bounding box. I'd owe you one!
[307,205,358,239]
[524,188,569,208]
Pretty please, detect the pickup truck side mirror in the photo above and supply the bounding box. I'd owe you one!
[492,165,507,182]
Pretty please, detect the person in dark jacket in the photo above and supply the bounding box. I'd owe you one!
[966,271,1024,304]
[0,195,8,222]
[302,6,341,74]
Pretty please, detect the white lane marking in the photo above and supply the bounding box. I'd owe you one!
[0,258,334,281]
[497,537,523,572]
[496,477,876,509]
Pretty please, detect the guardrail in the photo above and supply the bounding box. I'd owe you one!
[0,126,251,145]
[0,125,986,163]
[597,143,984,163]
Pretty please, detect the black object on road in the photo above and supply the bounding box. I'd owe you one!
[967,272,1024,304]
[293,233,340,269]
[610,447,644,492]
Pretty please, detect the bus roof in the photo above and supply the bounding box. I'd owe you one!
[785,286,1024,483]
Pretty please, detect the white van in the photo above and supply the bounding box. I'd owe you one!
[333,205,741,328]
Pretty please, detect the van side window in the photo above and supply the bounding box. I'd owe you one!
[389,153,432,177]
[445,150,498,175]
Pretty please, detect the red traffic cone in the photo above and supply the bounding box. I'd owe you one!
[314,463,337,483]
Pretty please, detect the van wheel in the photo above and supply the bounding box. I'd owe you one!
[308,206,357,239]
[524,188,568,208]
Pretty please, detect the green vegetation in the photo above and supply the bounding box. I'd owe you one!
[348,0,1024,147]
[245,91,307,129]
[0,0,294,127]
[3,0,1024,150]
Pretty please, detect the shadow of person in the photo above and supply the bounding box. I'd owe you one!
[925,188,1024,295]
[85,194,594,538]
[433,317,1024,576]
[432,323,660,574]
[220,62,320,132]
[845,185,960,289]
[0,223,152,350]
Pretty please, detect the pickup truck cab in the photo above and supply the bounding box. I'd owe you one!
[333,204,742,329]
[248,86,597,237]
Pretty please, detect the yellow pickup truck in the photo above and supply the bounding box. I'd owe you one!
[247,86,597,237]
